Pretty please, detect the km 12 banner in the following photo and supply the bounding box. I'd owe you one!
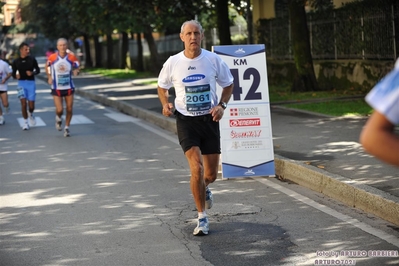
[213,44,275,178]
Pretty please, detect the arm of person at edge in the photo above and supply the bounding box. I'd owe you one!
[46,57,52,85]
[360,110,399,167]
[11,60,18,79]
[2,72,12,84]
[72,55,81,76]
[157,83,234,122]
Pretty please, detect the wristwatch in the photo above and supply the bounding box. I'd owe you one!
[218,101,227,109]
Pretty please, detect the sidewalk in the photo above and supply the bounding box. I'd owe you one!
[36,69,399,227]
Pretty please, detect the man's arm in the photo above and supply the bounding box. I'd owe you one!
[2,72,12,84]
[219,83,234,105]
[210,83,234,122]
[360,110,399,167]
[33,58,40,75]
[11,59,17,79]
[157,86,173,117]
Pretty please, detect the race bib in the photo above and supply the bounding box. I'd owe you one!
[185,84,211,112]
[57,74,70,87]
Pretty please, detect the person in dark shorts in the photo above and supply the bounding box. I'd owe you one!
[46,38,80,137]
[157,20,234,236]
[12,42,40,130]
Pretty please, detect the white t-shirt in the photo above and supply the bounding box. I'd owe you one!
[366,59,399,125]
[0,59,11,91]
[158,49,234,116]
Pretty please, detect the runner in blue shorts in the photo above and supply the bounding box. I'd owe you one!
[12,42,40,130]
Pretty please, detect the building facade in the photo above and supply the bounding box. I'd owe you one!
[1,0,21,26]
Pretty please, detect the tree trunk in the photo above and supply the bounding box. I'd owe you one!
[136,32,144,72]
[246,0,254,44]
[143,26,161,74]
[393,0,399,58]
[288,0,319,92]
[106,33,113,69]
[121,31,129,69]
[216,0,232,45]
[83,33,92,68]
[94,35,102,68]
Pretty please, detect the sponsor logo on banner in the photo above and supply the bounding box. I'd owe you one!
[244,169,255,176]
[230,107,259,117]
[235,48,246,54]
[230,130,262,139]
[231,140,265,150]
[230,118,261,127]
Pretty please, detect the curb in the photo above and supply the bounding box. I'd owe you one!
[274,156,399,226]
[75,88,399,227]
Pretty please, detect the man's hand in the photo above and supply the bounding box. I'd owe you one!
[47,77,52,85]
[162,103,174,117]
[210,105,224,122]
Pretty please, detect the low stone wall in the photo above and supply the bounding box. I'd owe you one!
[267,60,395,91]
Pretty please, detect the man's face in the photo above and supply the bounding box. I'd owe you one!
[19,46,30,57]
[57,41,67,53]
[180,23,203,50]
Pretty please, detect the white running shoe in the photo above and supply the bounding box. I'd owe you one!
[205,186,213,209]
[64,128,70,137]
[29,114,36,126]
[56,116,62,131]
[22,123,29,130]
[193,217,209,236]
[0,116,4,125]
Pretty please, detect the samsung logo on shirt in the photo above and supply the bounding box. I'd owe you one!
[182,74,205,83]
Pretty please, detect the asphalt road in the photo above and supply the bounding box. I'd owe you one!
[1,69,399,265]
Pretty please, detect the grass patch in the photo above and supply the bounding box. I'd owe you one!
[284,99,373,116]
[82,68,154,80]
[268,83,369,102]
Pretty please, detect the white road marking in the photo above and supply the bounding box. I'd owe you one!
[104,113,140,122]
[254,177,399,248]
[17,117,46,127]
[131,119,179,145]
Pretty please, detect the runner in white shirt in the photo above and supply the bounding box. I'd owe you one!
[158,20,234,236]
[0,58,12,125]
[46,38,80,137]
[360,58,399,166]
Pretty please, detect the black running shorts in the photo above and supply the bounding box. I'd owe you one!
[175,111,221,155]
[51,88,74,97]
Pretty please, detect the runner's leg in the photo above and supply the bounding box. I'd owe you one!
[64,94,74,127]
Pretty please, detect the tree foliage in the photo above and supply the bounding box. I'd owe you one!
[18,0,250,71]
